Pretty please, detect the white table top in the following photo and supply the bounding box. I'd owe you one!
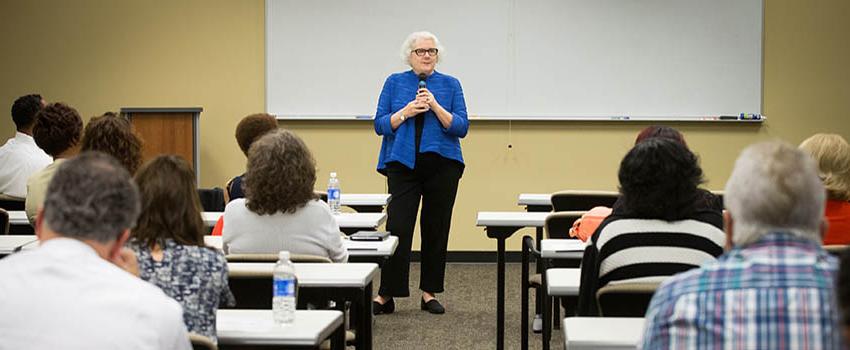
[475,211,550,227]
[227,262,379,288]
[540,239,586,259]
[545,268,582,296]
[562,317,645,350]
[518,193,552,206]
[217,309,343,347]
[11,210,387,229]
[201,211,386,228]
[7,211,27,226]
[203,235,398,258]
[343,236,399,257]
[340,193,390,206]
[0,235,39,254]
[520,191,722,207]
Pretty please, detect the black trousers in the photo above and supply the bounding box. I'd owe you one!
[379,153,463,297]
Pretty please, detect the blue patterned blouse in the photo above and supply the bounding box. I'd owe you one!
[130,239,235,341]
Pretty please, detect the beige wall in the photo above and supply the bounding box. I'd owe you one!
[2,0,848,251]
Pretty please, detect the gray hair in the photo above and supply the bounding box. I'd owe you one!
[399,31,444,66]
[43,152,141,243]
[724,141,826,246]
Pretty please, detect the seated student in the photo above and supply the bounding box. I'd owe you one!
[80,112,143,175]
[225,113,278,203]
[569,125,719,241]
[25,102,83,223]
[576,138,725,316]
[0,152,190,349]
[799,133,850,244]
[222,129,348,262]
[128,155,235,342]
[0,94,52,199]
[642,141,844,348]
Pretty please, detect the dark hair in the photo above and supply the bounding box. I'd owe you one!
[244,129,317,215]
[235,113,278,156]
[617,138,704,220]
[81,112,143,174]
[635,125,687,148]
[32,102,83,157]
[132,155,205,249]
[839,249,850,327]
[11,94,43,131]
[43,151,140,243]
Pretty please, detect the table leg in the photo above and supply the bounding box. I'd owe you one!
[330,318,345,350]
[542,269,550,350]
[359,282,373,350]
[521,238,529,350]
[497,237,505,350]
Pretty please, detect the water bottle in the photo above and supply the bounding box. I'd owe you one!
[327,172,341,214]
[273,251,297,326]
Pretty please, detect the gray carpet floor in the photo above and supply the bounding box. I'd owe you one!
[370,262,565,350]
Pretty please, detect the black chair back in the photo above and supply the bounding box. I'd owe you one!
[544,212,584,239]
[550,190,618,211]
[596,282,660,317]
[0,199,25,211]
[0,208,8,235]
[197,188,225,212]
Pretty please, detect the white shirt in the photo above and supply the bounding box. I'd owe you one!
[0,238,191,350]
[223,199,348,262]
[0,132,52,198]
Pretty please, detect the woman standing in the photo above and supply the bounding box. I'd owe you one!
[373,31,468,314]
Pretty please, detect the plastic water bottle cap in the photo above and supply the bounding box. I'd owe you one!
[330,172,337,178]
[278,251,290,261]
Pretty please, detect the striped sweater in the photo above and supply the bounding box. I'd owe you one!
[577,216,725,316]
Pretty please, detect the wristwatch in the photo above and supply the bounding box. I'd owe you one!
[399,114,407,122]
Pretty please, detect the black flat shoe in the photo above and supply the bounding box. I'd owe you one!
[420,298,445,314]
[373,298,394,315]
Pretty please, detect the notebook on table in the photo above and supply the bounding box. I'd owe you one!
[350,231,390,241]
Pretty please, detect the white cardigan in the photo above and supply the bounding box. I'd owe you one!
[222,199,348,262]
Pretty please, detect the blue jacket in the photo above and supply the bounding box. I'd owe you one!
[374,70,468,172]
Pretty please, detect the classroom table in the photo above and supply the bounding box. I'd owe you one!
[542,268,582,350]
[520,191,722,209]
[476,211,550,350]
[217,309,345,350]
[6,210,27,226]
[340,193,390,213]
[0,234,399,262]
[8,210,387,235]
[518,193,554,212]
[227,262,378,350]
[203,235,399,260]
[562,317,645,350]
[200,211,386,235]
[0,235,38,257]
[539,239,586,260]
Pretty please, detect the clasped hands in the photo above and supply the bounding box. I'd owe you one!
[402,88,439,118]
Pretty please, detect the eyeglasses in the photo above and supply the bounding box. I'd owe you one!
[412,48,439,57]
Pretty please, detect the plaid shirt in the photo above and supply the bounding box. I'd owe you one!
[641,232,844,349]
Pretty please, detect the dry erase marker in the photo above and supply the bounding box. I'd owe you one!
[719,116,738,120]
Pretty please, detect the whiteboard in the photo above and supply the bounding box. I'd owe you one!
[266,0,763,120]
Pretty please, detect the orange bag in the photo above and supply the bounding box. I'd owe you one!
[569,206,612,241]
